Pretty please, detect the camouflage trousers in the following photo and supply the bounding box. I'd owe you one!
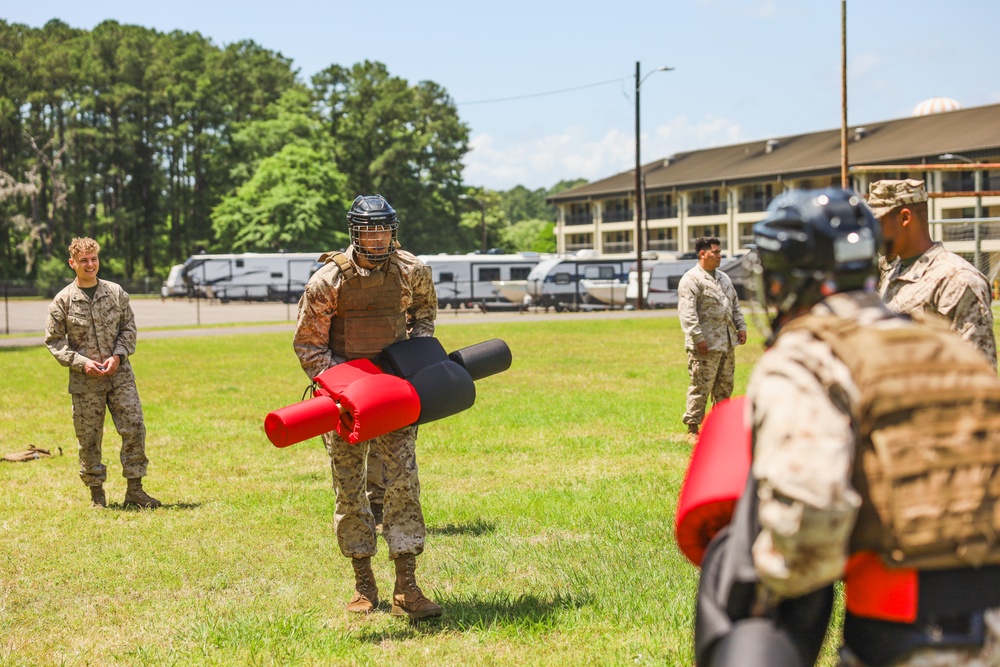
[683,349,736,427]
[323,424,425,560]
[71,381,148,486]
[839,608,1000,666]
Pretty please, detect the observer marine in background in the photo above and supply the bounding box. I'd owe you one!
[44,237,161,509]
[869,178,997,369]
[678,236,747,444]
[694,189,1000,667]
[293,194,443,619]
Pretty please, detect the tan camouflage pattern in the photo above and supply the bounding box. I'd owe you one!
[751,291,1000,665]
[72,383,147,485]
[293,244,437,560]
[45,280,138,394]
[879,242,997,369]
[323,425,425,559]
[45,279,149,485]
[293,246,437,380]
[866,178,928,219]
[682,350,736,427]
[678,265,746,426]
[678,265,746,352]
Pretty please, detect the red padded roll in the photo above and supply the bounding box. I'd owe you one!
[675,396,752,567]
[314,358,382,398]
[265,395,342,448]
[335,373,421,444]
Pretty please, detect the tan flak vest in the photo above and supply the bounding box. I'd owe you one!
[783,312,1000,570]
[325,251,406,360]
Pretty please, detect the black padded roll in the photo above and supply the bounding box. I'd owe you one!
[378,337,449,379]
[407,360,476,424]
[447,338,512,381]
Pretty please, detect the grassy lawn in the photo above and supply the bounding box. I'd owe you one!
[1,315,847,666]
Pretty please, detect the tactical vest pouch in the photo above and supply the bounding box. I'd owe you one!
[786,314,1000,571]
[328,252,406,359]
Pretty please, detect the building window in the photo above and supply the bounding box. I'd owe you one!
[602,231,633,254]
[647,193,679,219]
[602,197,633,223]
[566,203,593,226]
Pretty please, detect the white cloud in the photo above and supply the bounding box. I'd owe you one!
[463,115,745,191]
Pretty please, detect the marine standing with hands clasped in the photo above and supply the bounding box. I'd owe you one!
[869,178,997,369]
[693,189,1000,667]
[678,237,747,444]
[44,237,161,509]
[294,194,443,619]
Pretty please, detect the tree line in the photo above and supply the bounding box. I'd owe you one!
[0,18,582,286]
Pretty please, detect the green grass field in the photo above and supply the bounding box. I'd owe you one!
[1,316,846,666]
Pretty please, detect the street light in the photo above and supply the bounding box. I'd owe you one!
[458,194,488,253]
[634,61,674,310]
[940,153,983,271]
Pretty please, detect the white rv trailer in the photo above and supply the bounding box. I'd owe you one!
[622,259,698,308]
[525,255,632,311]
[418,252,543,308]
[161,252,323,302]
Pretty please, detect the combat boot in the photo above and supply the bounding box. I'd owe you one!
[90,485,107,509]
[391,554,442,620]
[346,556,379,613]
[124,478,161,509]
[686,423,700,445]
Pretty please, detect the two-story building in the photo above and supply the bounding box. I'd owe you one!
[547,101,1000,280]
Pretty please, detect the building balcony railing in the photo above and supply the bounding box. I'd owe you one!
[565,213,594,226]
[565,242,593,252]
[738,196,769,213]
[647,205,679,220]
[688,201,728,216]
[602,241,634,254]
[648,239,679,252]
[602,210,633,223]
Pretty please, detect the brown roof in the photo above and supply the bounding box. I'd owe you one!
[548,103,1000,202]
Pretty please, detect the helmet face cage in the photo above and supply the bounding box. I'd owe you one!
[347,195,399,264]
[750,188,879,342]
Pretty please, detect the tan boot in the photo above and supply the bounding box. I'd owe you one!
[686,423,700,445]
[124,478,161,508]
[346,557,379,613]
[90,485,107,509]
[391,554,442,620]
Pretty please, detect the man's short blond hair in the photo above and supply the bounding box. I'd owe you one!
[68,237,100,259]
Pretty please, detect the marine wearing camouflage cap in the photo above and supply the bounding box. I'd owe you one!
[866,178,928,218]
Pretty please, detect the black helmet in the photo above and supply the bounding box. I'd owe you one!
[747,187,879,339]
[347,194,399,263]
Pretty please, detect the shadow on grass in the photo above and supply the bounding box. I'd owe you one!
[106,502,203,511]
[355,591,591,640]
[427,518,496,536]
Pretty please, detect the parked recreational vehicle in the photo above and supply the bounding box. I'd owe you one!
[621,259,698,308]
[418,253,543,308]
[525,256,631,311]
[161,252,322,302]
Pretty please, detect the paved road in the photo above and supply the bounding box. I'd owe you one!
[0,297,676,348]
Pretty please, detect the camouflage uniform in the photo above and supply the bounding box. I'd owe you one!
[748,291,1000,666]
[678,265,747,427]
[879,242,997,370]
[293,246,436,560]
[45,280,148,486]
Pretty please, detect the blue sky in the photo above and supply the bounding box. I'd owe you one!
[6,1,1000,191]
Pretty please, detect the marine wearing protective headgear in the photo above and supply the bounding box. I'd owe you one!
[347,194,399,265]
[747,188,879,345]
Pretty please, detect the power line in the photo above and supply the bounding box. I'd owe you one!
[457,77,627,106]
